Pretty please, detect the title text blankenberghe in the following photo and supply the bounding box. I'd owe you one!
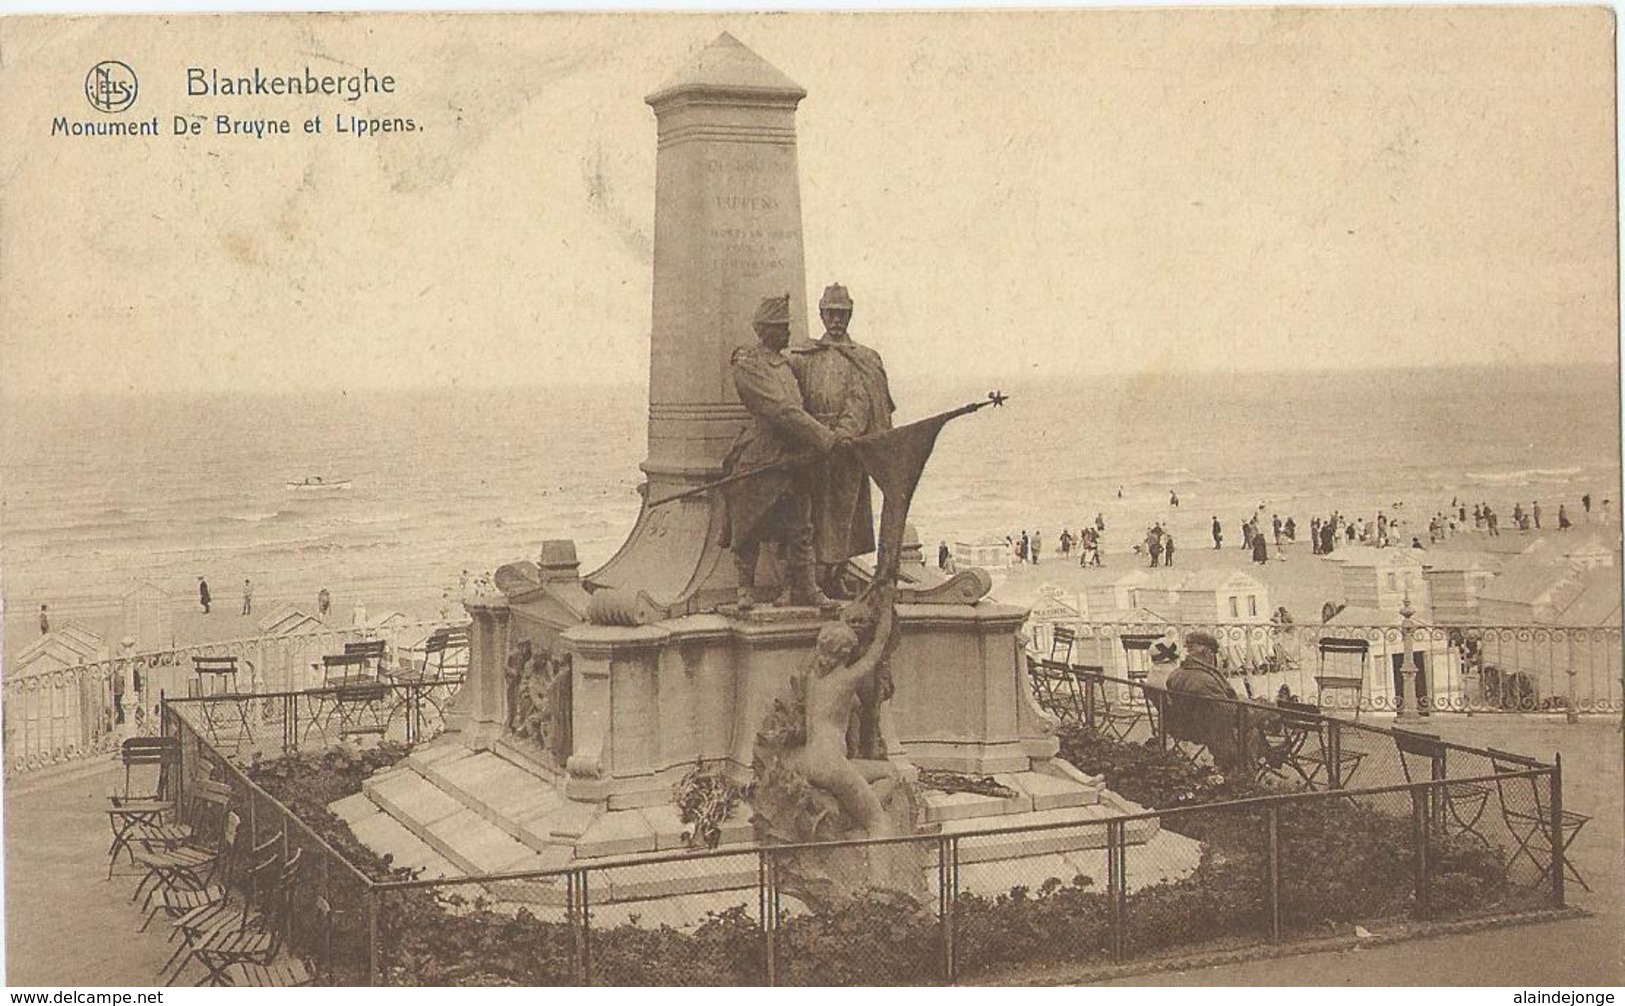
[186,66,395,101]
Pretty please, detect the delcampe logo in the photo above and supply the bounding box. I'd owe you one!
[84,61,138,113]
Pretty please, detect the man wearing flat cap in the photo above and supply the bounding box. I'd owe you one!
[723,295,848,610]
[792,283,895,598]
[1165,630,1254,771]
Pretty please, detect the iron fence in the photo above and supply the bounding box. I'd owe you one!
[3,620,465,777]
[1028,618,1624,716]
[155,679,1576,986]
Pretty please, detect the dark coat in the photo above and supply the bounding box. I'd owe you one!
[722,345,837,547]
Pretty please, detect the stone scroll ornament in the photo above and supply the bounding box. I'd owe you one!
[749,392,1004,909]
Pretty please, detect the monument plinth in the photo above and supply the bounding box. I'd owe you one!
[587,32,812,615]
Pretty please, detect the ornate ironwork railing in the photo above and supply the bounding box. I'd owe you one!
[3,620,466,777]
[1027,617,1624,716]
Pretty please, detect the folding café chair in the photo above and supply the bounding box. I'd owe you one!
[1393,729,1491,847]
[184,849,306,987]
[130,780,235,910]
[1026,653,1085,727]
[1487,749,1590,892]
[162,830,280,982]
[1259,700,1365,789]
[342,639,389,677]
[212,896,328,987]
[1144,686,1209,767]
[143,810,241,933]
[333,682,390,745]
[108,736,181,877]
[191,656,253,750]
[1075,667,1145,742]
[1049,625,1077,665]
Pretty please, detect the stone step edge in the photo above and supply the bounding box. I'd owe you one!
[363,774,530,876]
[401,747,571,855]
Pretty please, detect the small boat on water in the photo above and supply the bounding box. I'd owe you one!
[286,476,352,491]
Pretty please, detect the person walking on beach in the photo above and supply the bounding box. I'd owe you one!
[1532,501,1542,529]
[937,540,950,570]
[1582,493,1592,519]
[1019,531,1030,563]
[197,576,211,615]
[1272,515,1282,546]
[38,604,48,635]
[1164,533,1176,567]
[1558,505,1571,530]
[1095,513,1106,532]
[1031,530,1043,565]
[1252,528,1269,565]
[1170,490,1179,507]
[317,586,331,617]
[1211,517,1223,550]
[241,578,253,616]
[1146,527,1162,568]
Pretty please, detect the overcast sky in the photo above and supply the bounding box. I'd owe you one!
[0,9,1617,396]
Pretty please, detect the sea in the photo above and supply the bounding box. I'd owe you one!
[2,364,1618,643]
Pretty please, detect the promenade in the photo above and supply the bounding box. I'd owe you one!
[5,717,1618,987]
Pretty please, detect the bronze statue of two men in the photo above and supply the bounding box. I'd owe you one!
[723,284,895,611]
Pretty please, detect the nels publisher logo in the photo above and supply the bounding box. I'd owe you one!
[84,60,138,113]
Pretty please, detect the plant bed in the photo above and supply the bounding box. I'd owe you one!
[249,728,1542,985]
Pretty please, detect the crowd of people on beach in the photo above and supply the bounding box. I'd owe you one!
[980,488,1613,574]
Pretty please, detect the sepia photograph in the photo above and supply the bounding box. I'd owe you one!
[0,8,1620,988]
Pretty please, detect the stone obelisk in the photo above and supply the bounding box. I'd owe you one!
[586,33,809,614]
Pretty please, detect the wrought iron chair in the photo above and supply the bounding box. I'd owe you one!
[1392,729,1491,847]
[1486,749,1590,892]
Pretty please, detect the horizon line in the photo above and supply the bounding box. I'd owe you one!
[3,358,1621,400]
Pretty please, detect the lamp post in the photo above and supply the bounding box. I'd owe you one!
[1396,594,1420,723]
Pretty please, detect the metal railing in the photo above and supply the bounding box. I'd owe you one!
[3,620,466,777]
[1028,618,1624,716]
[153,679,1576,986]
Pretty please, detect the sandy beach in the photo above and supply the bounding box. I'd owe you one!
[2,585,446,674]
[982,519,1606,623]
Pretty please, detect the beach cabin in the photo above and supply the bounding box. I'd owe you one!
[1466,564,1621,710]
[1336,547,1431,614]
[1026,584,1083,655]
[1517,532,1620,570]
[120,581,172,654]
[5,624,111,770]
[1322,602,1461,713]
[1165,569,1271,625]
[1476,565,1583,625]
[1064,606,1177,682]
[1420,554,1500,625]
[250,604,331,691]
[954,539,1013,572]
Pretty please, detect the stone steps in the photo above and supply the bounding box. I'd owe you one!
[331,739,1172,920]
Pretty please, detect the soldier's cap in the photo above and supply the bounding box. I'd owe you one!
[753,294,791,327]
[819,283,854,310]
[1185,630,1220,652]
